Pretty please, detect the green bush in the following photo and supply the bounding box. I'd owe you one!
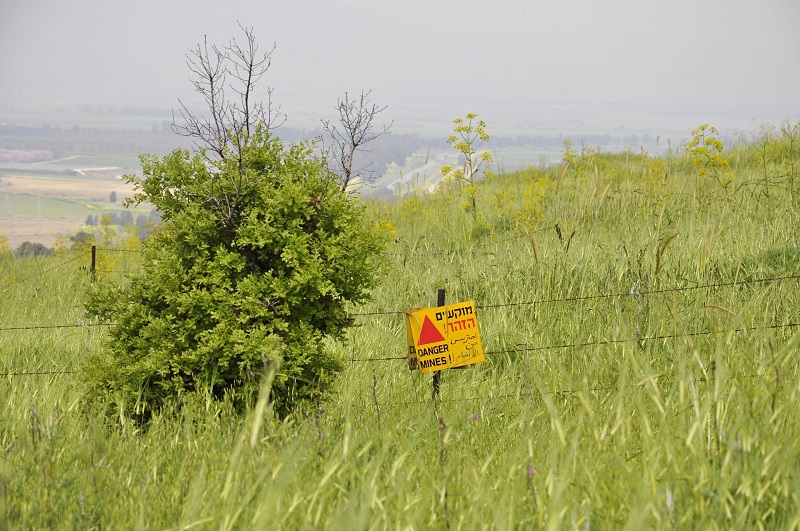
[15,241,54,257]
[84,125,386,419]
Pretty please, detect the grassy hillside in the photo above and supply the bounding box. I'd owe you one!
[1,122,799,528]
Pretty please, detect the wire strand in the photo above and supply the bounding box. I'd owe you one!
[0,369,78,377]
[348,322,800,362]
[350,273,800,316]
[0,323,112,332]
[0,251,91,292]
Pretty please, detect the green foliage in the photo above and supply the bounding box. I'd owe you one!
[15,241,54,257]
[0,234,10,256]
[561,137,579,167]
[751,121,800,200]
[686,123,734,186]
[514,169,552,231]
[440,114,494,235]
[561,138,606,182]
[84,126,386,419]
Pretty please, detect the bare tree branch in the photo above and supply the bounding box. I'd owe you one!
[321,90,392,192]
[169,25,287,231]
[171,24,285,163]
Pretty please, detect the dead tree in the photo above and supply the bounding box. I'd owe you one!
[166,26,287,231]
[172,24,285,163]
[321,90,392,192]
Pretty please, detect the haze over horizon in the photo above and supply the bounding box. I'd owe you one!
[1,0,799,138]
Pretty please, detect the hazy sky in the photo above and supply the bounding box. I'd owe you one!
[1,0,798,136]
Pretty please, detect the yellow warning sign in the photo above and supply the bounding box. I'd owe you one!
[405,301,484,374]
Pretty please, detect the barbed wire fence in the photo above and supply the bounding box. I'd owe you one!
[1,246,798,411]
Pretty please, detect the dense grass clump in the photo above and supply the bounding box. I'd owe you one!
[1,123,799,528]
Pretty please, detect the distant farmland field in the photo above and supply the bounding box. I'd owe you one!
[1,161,147,247]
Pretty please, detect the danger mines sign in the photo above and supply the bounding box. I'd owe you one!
[405,301,484,374]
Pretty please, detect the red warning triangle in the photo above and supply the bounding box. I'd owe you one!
[418,315,446,345]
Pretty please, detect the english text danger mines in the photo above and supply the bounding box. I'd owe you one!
[417,343,449,370]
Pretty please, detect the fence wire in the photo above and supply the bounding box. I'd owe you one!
[0,251,90,292]
[388,225,557,257]
[0,369,78,377]
[352,273,800,316]
[0,323,112,333]
[2,249,798,381]
[348,322,800,362]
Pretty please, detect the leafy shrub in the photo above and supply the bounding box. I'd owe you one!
[84,126,386,419]
[15,241,54,257]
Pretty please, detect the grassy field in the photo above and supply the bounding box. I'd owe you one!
[1,123,799,528]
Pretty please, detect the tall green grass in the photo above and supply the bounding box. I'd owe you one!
[1,127,799,528]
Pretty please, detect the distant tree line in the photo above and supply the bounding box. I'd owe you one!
[0,122,437,178]
[84,209,162,232]
[485,133,658,149]
[0,122,661,179]
[13,241,54,257]
[73,104,173,117]
[0,123,192,159]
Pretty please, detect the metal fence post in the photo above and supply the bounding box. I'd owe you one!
[432,288,445,401]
